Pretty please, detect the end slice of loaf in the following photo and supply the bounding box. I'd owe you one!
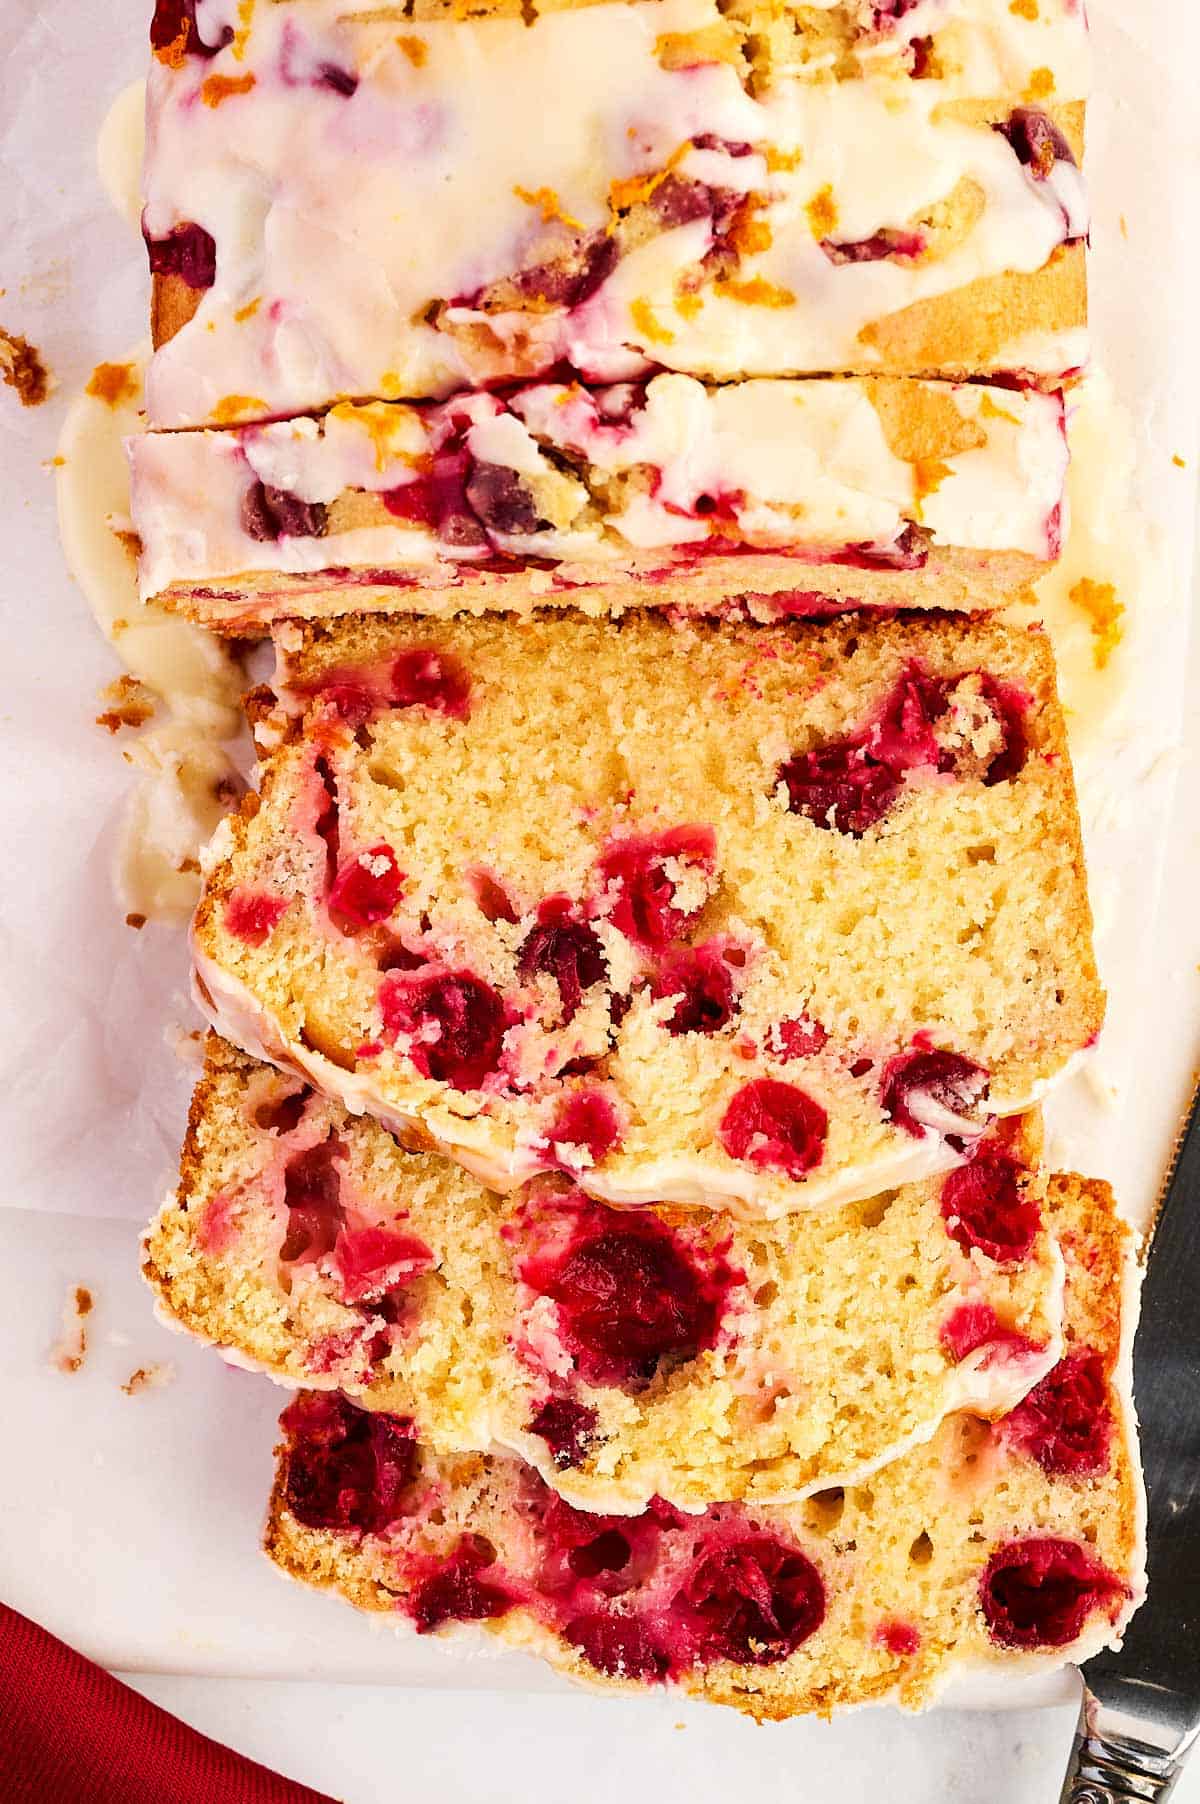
[146,1037,1065,1514]
[263,1173,1143,1719]
[192,610,1103,1218]
[144,0,1088,427]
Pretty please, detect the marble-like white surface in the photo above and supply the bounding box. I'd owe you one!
[119,1674,1200,1804]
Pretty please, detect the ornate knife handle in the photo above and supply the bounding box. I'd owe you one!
[1060,1687,1198,1803]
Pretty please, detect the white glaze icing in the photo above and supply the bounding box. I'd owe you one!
[55,338,246,922]
[129,375,1066,597]
[144,0,1089,425]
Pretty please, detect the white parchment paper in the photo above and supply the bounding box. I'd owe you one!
[0,0,1198,1691]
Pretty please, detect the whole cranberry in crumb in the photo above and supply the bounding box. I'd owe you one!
[281,1393,417,1535]
[564,1613,670,1682]
[223,888,287,947]
[596,826,717,950]
[1003,1350,1113,1477]
[328,844,405,928]
[386,648,472,719]
[980,1538,1124,1649]
[528,1396,600,1471]
[379,970,507,1089]
[718,1078,828,1180]
[517,901,608,1024]
[940,1145,1040,1264]
[545,1091,622,1170]
[407,1536,519,1634]
[524,1211,729,1387]
[880,1049,990,1142]
[677,1535,826,1666]
[651,942,738,1035]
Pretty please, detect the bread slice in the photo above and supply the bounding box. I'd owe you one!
[143,0,1088,427]
[129,376,1067,632]
[146,1038,1066,1513]
[192,610,1103,1217]
[263,1174,1143,1719]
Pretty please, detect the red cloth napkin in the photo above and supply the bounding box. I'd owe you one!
[0,1603,340,1804]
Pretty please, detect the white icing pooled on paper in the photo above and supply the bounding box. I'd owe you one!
[59,54,248,934]
[129,374,1066,596]
[143,0,1089,424]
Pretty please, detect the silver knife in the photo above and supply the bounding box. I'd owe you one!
[1059,1083,1200,1801]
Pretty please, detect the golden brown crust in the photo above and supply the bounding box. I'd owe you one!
[151,272,203,351]
[158,550,1047,636]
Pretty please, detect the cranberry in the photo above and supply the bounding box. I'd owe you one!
[875,1621,921,1656]
[465,462,545,535]
[469,869,520,924]
[980,1538,1124,1649]
[150,0,231,59]
[940,1146,1039,1264]
[996,108,1077,178]
[973,676,1029,785]
[386,647,472,719]
[144,221,216,289]
[596,826,717,950]
[718,1078,828,1180]
[280,1138,345,1262]
[517,901,607,1024]
[379,969,507,1088]
[254,1088,311,1134]
[309,678,376,729]
[651,942,738,1035]
[223,888,287,947]
[564,1612,670,1681]
[513,234,618,309]
[939,1302,1036,1365]
[528,1397,600,1470]
[821,227,926,266]
[1004,1350,1113,1477]
[280,1393,417,1534]
[777,664,1024,836]
[381,480,437,528]
[650,174,715,227]
[318,62,358,96]
[328,844,405,928]
[408,1536,519,1633]
[523,1212,728,1387]
[881,1049,990,1142]
[677,1535,825,1666]
[546,1092,622,1169]
[767,1015,829,1061]
[777,742,904,836]
[333,1225,434,1307]
[240,481,328,542]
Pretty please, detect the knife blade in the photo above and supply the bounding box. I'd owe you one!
[1059,1079,1200,1801]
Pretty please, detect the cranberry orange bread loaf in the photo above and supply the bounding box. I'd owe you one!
[144,0,1088,426]
[191,611,1102,1217]
[263,1174,1143,1718]
[130,376,1067,631]
[145,1038,1065,1514]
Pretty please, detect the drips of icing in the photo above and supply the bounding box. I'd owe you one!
[97,79,147,230]
[1008,371,1158,753]
[142,0,1089,424]
[128,375,1066,597]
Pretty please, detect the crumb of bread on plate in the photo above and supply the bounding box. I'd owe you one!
[50,1285,94,1375]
